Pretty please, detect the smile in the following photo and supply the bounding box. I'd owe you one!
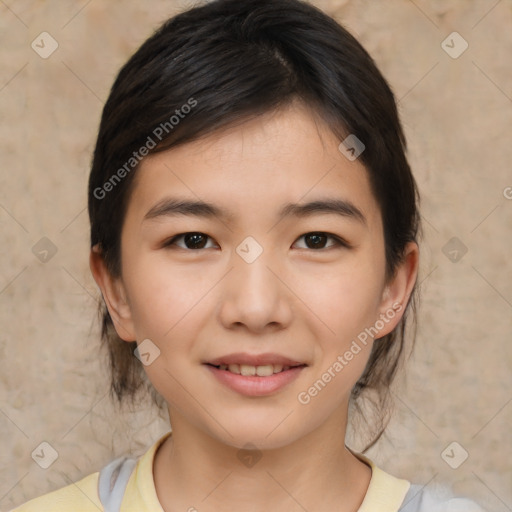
[208,363,304,376]
[204,363,307,396]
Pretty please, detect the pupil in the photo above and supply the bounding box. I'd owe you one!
[308,233,325,249]
[185,233,206,249]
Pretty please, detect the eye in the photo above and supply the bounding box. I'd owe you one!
[163,231,349,251]
[293,232,349,250]
[164,232,217,250]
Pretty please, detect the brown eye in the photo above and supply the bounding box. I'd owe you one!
[305,233,328,249]
[164,232,215,250]
[294,232,348,250]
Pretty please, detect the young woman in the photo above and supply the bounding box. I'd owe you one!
[11,0,486,510]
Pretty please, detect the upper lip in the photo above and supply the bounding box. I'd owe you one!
[204,352,307,367]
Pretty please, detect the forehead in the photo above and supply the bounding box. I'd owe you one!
[127,103,382,231]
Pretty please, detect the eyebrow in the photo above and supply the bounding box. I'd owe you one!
[143,197,367,225]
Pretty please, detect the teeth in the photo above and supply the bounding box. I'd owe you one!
[240,364,256,376]
[228,364,240,374]
[256,365,274,377]
[217,363,295,376]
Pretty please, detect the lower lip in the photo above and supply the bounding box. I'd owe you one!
[205,365,305,397]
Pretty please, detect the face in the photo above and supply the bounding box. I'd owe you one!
[92,102,418,450]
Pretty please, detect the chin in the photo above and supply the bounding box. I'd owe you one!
[206,416,305,451]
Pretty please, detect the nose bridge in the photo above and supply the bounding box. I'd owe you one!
[233,235,278,303]
[218,236,291,330]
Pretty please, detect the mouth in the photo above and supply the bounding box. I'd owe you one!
[205,362,306,376]
[203,355,308,396]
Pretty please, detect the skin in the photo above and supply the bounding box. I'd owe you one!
[91,101,419,512]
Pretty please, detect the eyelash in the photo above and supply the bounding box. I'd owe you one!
[162,232,351,251]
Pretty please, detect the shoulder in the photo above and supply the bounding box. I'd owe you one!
[8,472,102,512]
[399,483,488,512]
[352,449,487,512]
[9,432,170,512]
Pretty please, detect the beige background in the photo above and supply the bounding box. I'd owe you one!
[1,0,511,510]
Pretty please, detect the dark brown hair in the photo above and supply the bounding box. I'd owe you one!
[88,0,421,450]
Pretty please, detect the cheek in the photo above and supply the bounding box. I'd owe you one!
[122,250,210,341]
[292,264,383,412]
[121,256,210,395]
[294,257,384,340]
[293,255,385,402]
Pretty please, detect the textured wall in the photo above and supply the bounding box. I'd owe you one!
[1,1,511,510]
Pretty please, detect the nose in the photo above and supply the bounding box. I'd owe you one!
[217,245,293,334]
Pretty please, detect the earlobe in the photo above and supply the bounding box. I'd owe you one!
[376,241,420,338]
[89,245,136,342]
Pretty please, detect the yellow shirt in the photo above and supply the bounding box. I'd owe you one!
[10,431,411,512]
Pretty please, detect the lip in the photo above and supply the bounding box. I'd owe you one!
[205,352,306,367]
[205,364,306,397]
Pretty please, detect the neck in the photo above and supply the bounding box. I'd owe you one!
[153,407,372,512]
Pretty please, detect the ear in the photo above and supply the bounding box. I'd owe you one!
[375,241,420,338]
[89,244,136,342]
